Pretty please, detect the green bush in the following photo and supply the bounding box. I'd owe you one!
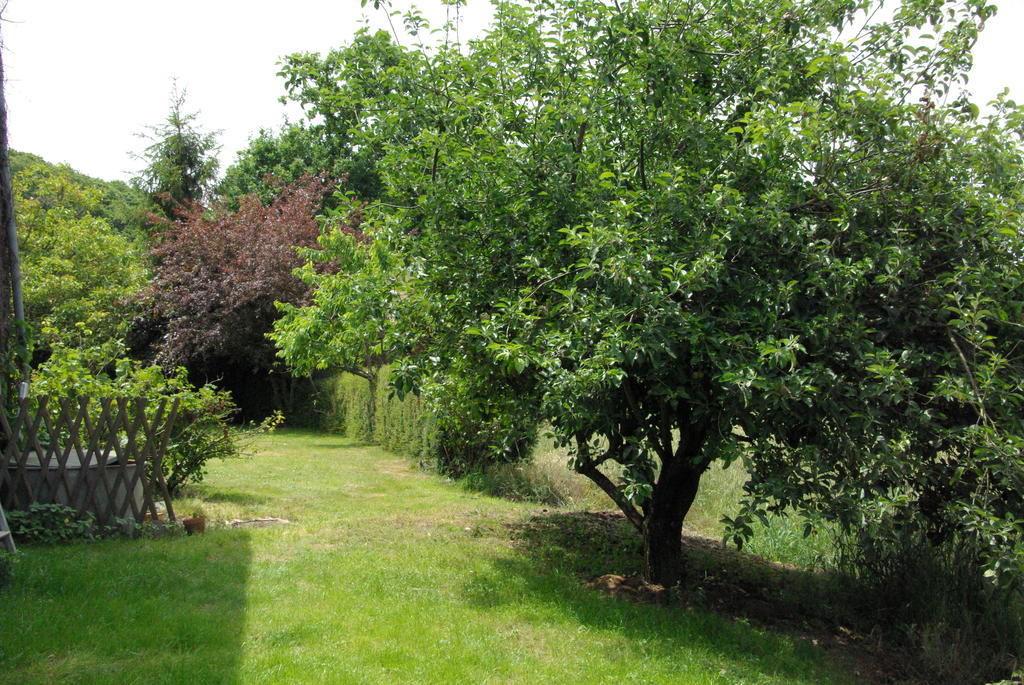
[834,524,1024,683]
[30,340,257,495]
[162,386,242,494]
[7,503,96,544]
[372,373,435,458]
[5,502,182,544]
[315,366,538,475]
[316,368,434,458]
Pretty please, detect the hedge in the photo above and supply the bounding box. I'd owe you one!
[314,368,436,459]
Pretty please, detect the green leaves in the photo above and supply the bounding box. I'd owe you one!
[281,0,1024,584]
[14,164,148,353]
[132,84,220,217]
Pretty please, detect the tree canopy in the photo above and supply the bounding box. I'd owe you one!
[141,175,332,376]
[277,0,1024,587]
[275,29,434,202]
[11,150,152,239]
[14,162,148,352]
[219,124,360,210]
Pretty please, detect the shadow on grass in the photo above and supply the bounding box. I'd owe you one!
[464,511,892,684]
[192,489,273,506]
[0,529,252,684]
[509,512,845,621]
[312,442,375,450]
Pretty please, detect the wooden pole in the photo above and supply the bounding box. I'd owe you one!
[0,19,28,400]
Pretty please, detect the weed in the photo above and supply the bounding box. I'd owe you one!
[6,502,183,544]
[7,503,97,544]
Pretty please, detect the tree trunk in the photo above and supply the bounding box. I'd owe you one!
[365,370,378,440]
[0,35,16,399]
[642,465,702,587]
[268,373,285,415]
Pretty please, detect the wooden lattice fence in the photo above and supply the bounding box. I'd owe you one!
[0,396,179,526]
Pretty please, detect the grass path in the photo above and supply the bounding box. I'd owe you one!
[0,431,856,684]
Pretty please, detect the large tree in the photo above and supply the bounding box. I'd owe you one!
[219,124,363,210]
[15,163,148,352]
[140,175,333,413]
[274,29,434,203]
[284,0,1024,587]
[271,199,397,434]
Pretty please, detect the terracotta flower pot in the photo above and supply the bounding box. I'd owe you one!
[182,516,206,535]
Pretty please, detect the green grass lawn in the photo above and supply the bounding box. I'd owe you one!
[0,430,857,684]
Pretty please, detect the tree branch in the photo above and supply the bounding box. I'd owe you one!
[580,460,645,532]
[574,433,644,532]
[569,122,588,187]
[947,329,989,425]
[638,138,648,191]
[622,377,668,458]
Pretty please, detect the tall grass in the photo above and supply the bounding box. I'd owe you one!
[832,525,1024,683]
[686,461,838,570]
[458,433,610,509]
[461,433,835,569]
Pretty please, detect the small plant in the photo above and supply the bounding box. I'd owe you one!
[99,517,180,540]
[7,503,97,544]
[6,504,184,544]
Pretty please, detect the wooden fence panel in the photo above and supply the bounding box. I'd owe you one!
[0,396,179,526]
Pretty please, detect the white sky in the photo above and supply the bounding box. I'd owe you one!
[0,0,1021,184]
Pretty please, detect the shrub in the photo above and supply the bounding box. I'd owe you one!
[316,368,434,457]
[5,502,184,544]
[316,366,538,475]
[7,503,96,544]
[835,524,1024,683]
[162,384,242,494]
[30,340,255,496]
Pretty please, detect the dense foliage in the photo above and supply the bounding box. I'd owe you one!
[219,124,352,209]
[272,198,396,432]
[7,503,100,544]
[14,161,148,352]
[277,29,431,202]
[142,175,332,374]
[31,341,247,495]
[281,0,1024,589]
[11,150,152,239]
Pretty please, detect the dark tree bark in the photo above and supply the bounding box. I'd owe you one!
[0,31,19,399]
[642,464,704,587]
[577,395,712,588]
[344,366,379,440]
[365,370,377,439]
